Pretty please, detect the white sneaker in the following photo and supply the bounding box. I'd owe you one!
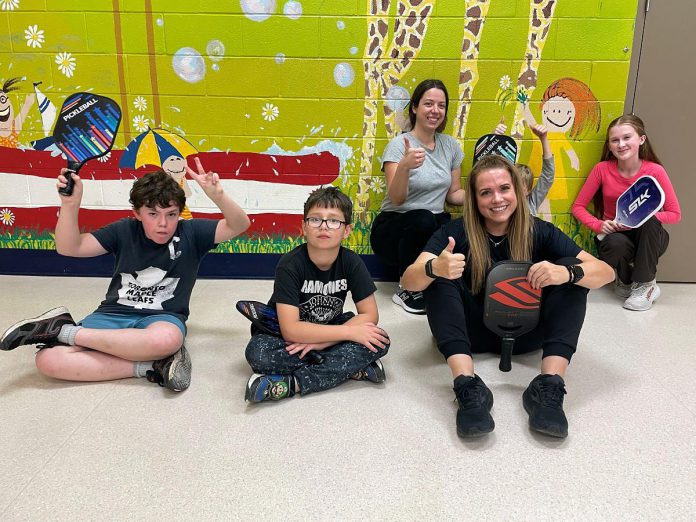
[623,280,661,311]
[615,278,634,299]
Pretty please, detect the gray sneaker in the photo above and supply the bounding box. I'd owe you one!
[623,280,660,311]
[147,345,192,392]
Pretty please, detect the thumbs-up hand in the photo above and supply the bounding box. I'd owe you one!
[433,236,466,280]
[402,136,426,170]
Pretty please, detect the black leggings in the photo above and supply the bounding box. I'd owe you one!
[596,217,669,284]
[370,210,450,276]
[423,258,589,362]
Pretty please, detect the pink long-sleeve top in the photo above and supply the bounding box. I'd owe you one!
[572,160,681,234]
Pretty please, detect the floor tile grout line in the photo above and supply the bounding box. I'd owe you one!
[0,383,118,517]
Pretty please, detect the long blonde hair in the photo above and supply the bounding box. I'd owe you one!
[464,155,533,293]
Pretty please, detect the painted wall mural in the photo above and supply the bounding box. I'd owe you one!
[0,0,638,258]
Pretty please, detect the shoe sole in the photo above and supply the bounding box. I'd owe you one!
[164,345,192,392]
[522,394,568,439]
[622,285,661,311]
[245,373,263,403]
[457,424,494,438]
[391,293,426,315]
[0,306,71,351]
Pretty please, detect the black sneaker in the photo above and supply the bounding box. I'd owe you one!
[522,374,568,438]
[146,345,192,392]
[453,374,494,438]
[0,307,75,351]
[392,289,426,314]
[350,360,386,383]
[245,373,296,403]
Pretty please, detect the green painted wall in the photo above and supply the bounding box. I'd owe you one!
[0,0,639,255]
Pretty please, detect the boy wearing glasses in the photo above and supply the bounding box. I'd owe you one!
[244,187,390,403]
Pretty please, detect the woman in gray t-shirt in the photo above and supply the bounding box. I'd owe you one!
[370,79,464,315]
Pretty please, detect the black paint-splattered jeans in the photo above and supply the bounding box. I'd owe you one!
[245,312,389,395]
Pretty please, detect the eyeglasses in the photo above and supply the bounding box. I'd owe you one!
[304,217,346,230]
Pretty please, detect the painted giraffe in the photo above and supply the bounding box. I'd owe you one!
[453,0,492,143]
[511,0,558,138]
[356,0,434,217]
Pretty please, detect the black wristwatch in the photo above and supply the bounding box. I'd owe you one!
[425,258,437,279]
[567,264,584,284]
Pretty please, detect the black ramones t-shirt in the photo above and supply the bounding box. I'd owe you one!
[271,244,377,324]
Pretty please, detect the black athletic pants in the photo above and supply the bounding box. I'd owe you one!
[370,210,450,277]
[596,217,669,284]
[423,258,589,362]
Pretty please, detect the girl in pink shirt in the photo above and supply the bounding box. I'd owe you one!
[572,115,681,311]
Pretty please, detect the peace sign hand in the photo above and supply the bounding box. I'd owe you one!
[186,157,223,199]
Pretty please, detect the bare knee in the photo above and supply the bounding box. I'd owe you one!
[35,347,68,378]
[145,326,184,359]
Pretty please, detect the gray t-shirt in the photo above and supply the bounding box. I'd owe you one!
[380,132,464,213]
[527,156,555,216]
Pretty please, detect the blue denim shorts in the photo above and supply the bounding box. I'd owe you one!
[80,312,186,337]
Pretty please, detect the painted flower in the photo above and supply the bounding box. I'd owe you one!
[0,208,15,226]
[132,115,150,132]
[24,25,45,49]
[133,96,147,111]
[516,85,529,103]
[261,103,279,122]
[55,52,76,78]
[96,151,112,163]
[499,75,511,91]
[0,0,19,11]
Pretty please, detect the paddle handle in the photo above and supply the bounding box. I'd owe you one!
[499,337,514,372]
[58,161,81,196]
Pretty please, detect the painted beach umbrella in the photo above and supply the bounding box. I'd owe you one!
[119,128,197,169]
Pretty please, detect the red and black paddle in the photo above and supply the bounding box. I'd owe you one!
[483,261,542,372]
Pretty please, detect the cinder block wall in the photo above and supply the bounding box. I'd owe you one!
[0,0,638,263]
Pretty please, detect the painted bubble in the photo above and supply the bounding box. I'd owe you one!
[283,1,302,20]
[212,63,220,72]
[333,62,354,88]
[336,20,345,30]
[275,53,286,64]
[385,85,410,112]
[206,40,225,61]
[240,0,276,22]
[349,46,358,55]
[156,18,164,27]
[172,47,206,83]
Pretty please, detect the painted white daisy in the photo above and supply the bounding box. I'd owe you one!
[499,75,511,91]
[24,25,45,49]
[0,208,15,226]
[261,103,279,122]
[96,151,112,163]
[0,0,19,11]
[133,96,147,111]
[132,115,150,132]
[55,52,76,78]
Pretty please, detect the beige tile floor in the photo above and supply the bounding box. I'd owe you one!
[0,275,695,520]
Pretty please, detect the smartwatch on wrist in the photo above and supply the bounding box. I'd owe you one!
[425,258,437,279]
[567,264,584,284]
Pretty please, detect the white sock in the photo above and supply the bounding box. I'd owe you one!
[57,325,82,346]
[133,361,155,378]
